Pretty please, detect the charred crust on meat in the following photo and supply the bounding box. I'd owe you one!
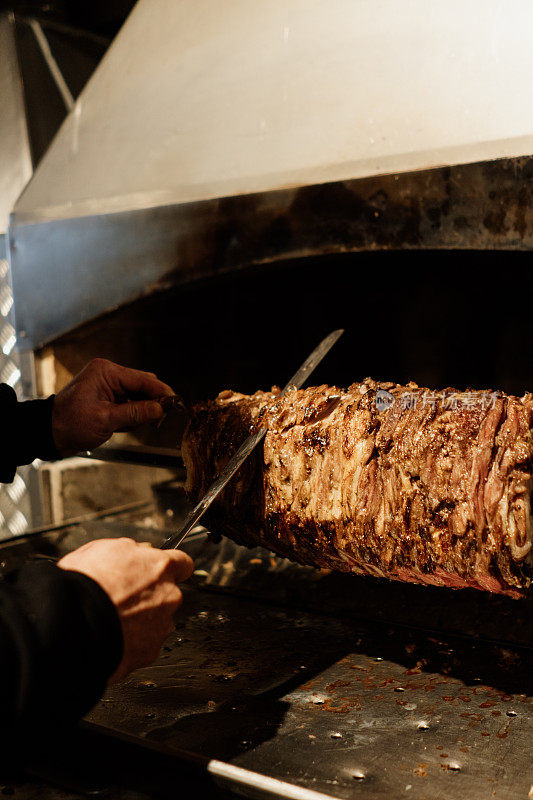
[182,380,533,598]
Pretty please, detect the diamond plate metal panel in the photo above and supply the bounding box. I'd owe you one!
[0,250,31,538]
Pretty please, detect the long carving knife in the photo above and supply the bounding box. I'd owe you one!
[162,329,344,550]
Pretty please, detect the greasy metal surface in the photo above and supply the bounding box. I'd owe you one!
[10,155,533,348]
[191,537,533,650]
[86,571,533,800]
[0,778,151,800]
[87,526,533,799]
[2,520,533,798]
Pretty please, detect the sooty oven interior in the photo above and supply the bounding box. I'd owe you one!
[44,248,533,403]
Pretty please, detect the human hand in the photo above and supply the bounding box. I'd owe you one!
[58,537,194,683]
[52,358,175,456]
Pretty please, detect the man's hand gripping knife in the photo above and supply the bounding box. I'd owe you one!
[51,357,176,456]
[58,539,194,683]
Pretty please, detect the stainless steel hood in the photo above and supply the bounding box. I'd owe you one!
[8,0,533,348]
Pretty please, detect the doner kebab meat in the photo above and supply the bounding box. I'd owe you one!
[182,379,533,598]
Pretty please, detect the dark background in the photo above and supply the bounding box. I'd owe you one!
[50,249,533,407]
[0,0,136,37]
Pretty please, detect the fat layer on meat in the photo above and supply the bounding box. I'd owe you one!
[182,379,533,597]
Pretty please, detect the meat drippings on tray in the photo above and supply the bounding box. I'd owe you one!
[182,380,533,597]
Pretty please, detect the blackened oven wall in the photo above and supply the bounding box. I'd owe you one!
[46,249,533,410]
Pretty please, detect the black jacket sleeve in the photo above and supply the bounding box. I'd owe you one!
[0,383,123,751]
[0,561,123,749]
[0,383,60,483]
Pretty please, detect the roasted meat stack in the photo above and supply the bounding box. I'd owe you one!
[182,379,533,597]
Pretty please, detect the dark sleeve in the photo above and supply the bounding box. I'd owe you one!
[0,383,60,483]
[0,561,123,749]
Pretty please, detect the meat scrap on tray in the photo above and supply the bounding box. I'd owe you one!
[182,379,533,597]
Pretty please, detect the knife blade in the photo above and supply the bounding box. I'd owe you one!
[162,329,344,550]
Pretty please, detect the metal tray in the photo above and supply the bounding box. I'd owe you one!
[2,520,533,800]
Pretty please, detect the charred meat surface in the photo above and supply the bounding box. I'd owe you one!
[182,380,533,597]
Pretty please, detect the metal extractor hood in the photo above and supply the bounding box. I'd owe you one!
[8,0,533,348]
